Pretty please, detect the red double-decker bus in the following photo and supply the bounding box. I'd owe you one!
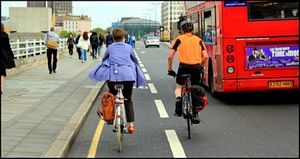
[184,1,299,96]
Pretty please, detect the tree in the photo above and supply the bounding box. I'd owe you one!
[59,31,76,38]
[92,27,106,35]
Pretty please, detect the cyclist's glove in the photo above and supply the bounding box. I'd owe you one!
[168,70,177,78]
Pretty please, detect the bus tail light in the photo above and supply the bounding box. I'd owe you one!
[226,45,234,53]
[227,66,234,74]
[227,55,234,63]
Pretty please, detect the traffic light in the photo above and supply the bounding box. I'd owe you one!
[160,26,164,32]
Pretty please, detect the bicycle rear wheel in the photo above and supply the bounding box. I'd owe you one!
[117,125,122,152]
[187,112,191,139]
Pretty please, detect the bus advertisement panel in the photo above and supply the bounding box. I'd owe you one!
[246,46,299,69]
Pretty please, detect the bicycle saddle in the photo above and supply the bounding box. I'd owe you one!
[114,84,124,90]
[181,74,191,78]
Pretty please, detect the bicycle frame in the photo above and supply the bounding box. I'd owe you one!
[182,76,193,118]
[113,84,128,134]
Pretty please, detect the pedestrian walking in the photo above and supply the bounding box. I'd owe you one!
[75,31,82,60]
[77,31,90,63]
[90,32,99,59]
[105,31,113,48]
[67,34,74,57]
[45,27,60,74]
[0,23,16,95]
[97,33,105,59]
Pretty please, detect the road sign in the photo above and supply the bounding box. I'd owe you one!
[112,23,120,28]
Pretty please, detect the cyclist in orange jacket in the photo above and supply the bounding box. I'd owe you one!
[167,20,208,123]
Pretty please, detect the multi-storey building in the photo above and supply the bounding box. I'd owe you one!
[161,1,185,33]
[27,1,46,7]
[63,15,91,33]
[9,7,52,33]
[48,1,72,14]
[27,1,72,14]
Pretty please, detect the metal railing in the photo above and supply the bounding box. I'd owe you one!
[10,38,67,59]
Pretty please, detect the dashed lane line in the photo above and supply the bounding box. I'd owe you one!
[165,130,186,158]
[141,68,147,73]
[144,74,151,80]
[148,83,158,94]
[154,100,169,118]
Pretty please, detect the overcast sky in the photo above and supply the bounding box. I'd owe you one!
[1,1,162,29]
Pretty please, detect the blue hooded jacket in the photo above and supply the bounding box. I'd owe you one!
[88,42,146,88]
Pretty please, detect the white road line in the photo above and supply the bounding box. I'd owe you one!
[154,100,169,118]
[148,83,157,94]
[139,63,144,67]
[142,68,147,73]
[144,74,151,80]
[165,130,186,158]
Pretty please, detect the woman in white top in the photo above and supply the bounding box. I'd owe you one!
[78,31,90,63]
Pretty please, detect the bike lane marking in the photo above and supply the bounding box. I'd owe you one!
[141,68,147,73]
[165,130,186,158]
[148,83,158,94]
[87,118,106,158]
[144,74,151,80]
[154,100,169,118]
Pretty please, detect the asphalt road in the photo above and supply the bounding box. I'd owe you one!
[67,42,299,158]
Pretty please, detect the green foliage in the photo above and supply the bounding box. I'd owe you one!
[59,31,77,38]
[92,27,106,34]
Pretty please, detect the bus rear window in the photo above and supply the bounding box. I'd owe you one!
[248,2,299,21]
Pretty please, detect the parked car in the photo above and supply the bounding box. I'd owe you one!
[144,36,160,48]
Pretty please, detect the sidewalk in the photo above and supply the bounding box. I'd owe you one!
[1,52,105,157]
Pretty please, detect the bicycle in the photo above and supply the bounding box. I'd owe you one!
[169,70,204,139]
[112,84,128,152]
[180,74,194,139]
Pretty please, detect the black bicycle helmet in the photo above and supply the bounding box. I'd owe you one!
[180,20,193,32]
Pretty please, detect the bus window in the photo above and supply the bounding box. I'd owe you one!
[203,8,216,44]
[189,12,200,38]
[248,2,299,21]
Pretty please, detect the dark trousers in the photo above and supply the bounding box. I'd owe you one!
[91,45,98,59]
[77,47,81,60]
[47,49,57,73]
[107,81,135,122]
[68,45,73,55]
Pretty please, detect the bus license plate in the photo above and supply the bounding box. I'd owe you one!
[268,81,294,88]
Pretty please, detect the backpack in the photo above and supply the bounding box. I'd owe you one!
[98,92,115,121]
[191,85,207,113]
[90,35,98,45]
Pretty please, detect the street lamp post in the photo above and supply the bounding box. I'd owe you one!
[146,8,153,35]
[142,13,148,34]
[152,2,160,36]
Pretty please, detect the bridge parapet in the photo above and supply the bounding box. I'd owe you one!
[7,38,69,76]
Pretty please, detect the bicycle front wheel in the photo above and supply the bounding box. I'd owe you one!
[117,125,122,152]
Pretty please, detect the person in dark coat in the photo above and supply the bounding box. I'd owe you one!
[105,31,113,48]
[67,34,74,57]
[90,32,99,59]
[0,23,16,95]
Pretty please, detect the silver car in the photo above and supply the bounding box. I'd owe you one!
[145,36,160,48]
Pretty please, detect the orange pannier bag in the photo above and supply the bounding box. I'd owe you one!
[98,92,115,121]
